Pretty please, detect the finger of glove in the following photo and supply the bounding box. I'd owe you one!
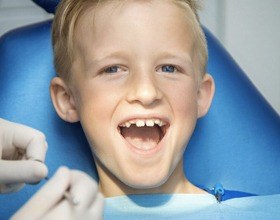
[2,120,48,162]
[88,192,105,220]
[0,160,48,184]
[68,170,99,211]
[40,170,99,220]
[11,166,70,220]
[44,193,105,220]
[41,200,73,220]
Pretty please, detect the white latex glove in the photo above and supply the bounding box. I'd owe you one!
[0,118,48,193]
[12,167,104,220]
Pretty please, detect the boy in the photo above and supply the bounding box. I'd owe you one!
[13,0,215,218]
[51,0,214,197]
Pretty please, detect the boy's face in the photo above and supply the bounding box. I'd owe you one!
[52,0,214,195]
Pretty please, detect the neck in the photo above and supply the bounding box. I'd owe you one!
[97,159,207,197]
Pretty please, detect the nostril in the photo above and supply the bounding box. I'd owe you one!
[126,79,162,106]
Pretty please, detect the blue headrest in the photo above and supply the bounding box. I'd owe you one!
[186,29,280,194]
[0,21,96,217]
[32,0,59,13]
[0,18,279,220]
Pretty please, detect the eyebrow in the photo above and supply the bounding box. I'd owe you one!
[156,51,193,64]
[90,51,127,63]
[85,51,127,71]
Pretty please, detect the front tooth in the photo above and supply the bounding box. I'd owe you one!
[125,122,131,128]
[136,120,145,127]
[154,120,166,127]
[146,120,155,127]
[154,119,160,125]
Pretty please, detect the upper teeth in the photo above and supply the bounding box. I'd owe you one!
[120,119,166,128]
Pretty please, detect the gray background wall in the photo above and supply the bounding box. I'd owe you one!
[0,0,279,114]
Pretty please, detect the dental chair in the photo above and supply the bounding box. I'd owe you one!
[0,1,279,219]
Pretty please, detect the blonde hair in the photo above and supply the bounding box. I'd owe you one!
[52,0,207,81]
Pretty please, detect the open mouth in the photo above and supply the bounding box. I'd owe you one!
[118,118,169,151]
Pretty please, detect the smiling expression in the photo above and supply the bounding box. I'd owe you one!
[51,0,214,196]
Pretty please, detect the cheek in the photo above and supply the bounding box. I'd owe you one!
[165,81,198,116]
[75,87,113,156]
[76,82,116,120]
[168,83,198,161]
[165,80,198,150]
[73,81,124,148]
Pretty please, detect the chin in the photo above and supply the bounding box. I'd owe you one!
[120,168,171,191]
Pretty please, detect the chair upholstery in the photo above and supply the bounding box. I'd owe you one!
[32,0,59,13]
[0,2,279,218]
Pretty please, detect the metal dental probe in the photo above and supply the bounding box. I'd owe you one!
[32,160,79,206]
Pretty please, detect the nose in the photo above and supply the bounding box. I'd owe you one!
[126,70,162,106]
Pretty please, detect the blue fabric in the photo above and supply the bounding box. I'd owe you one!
[221,190,257,202]
[204,188,257,202]
[0,7,279,220]
[104,194,280,219]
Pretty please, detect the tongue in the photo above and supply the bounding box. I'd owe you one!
[121,125,161,150]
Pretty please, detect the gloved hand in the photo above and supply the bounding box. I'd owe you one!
[12,167,104,220]
[0,118,48,193]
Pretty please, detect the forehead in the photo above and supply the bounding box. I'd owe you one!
[74,0,196,58]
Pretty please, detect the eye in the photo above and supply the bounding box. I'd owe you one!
[158,65,178,73]
[104,66,121,74]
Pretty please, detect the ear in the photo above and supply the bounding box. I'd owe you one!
[50,77,79,123]
[197,73,215,118]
